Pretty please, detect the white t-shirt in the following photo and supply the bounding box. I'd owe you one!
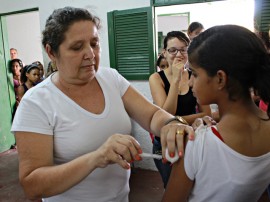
[12,67,132,202]
[184,125,270,202]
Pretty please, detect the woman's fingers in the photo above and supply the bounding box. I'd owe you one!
[160,124,194,161]
[175,129,185,157]
[97,134,142,169]
[160,126,173,160]
[115,136,142,163]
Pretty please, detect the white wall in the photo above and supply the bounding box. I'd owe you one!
[158,15,189,35]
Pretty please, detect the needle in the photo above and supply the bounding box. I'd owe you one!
[140,152,162,160]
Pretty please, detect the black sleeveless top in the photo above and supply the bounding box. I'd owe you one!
[22,83,35,94]
[158,70,197,116]
[23,83,29,93]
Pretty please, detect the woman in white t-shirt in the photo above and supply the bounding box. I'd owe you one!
[163,25,270,202]
[11,7,193,202]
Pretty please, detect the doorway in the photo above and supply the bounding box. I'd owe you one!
[155,0,254,54]
[0,9,43,152]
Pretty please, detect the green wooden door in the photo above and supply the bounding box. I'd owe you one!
[0,16,15,152]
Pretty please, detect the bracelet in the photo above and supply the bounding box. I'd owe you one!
[164,116,188,125]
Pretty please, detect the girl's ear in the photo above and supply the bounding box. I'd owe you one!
[216,70,227,90]
[45,44,56,62]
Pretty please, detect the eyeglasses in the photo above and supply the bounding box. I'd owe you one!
[167,47,188,55]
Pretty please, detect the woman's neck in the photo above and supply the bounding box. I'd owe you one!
[25,80,35,88]
[13,74,20,80]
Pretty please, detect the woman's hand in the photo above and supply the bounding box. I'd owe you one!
[192,116,217,130]
[95,134,142,170]
[160,122,194,160]
[172,58,185,84]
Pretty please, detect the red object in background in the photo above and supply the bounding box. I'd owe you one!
[259,100,268,112]
[149,133,154,143]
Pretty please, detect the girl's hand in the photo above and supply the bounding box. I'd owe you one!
[95,134,142,169]
[192,116,217,130]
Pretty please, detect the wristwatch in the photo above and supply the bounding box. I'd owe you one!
[164,116,188,125]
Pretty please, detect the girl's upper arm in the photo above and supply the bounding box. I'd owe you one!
[17,86,25,101]
[162,148,194,201]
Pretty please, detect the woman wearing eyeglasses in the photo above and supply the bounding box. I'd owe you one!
[149,31,211,188]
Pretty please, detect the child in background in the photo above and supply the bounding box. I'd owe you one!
[17,63,40,102]
[32,61,45,83]
[187,22,204,41]
[156,54,169,71]
[10,59,23,99]
[163,25,270,202]
[10,58,24,120]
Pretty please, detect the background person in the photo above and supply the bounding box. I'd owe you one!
[11,7,193,202]
[17,63,40,102]
[32,61,45,83]
[156,54,169,71]
[10,48,18,59]
[163,25,270,202]
[10,58,23,96]
[10,58,24,111]
[187,21,204,41]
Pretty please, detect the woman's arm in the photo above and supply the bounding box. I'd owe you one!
[149,72,179,115]
[122,86,194,157]
[16,131,141,199]
[17,85,25,102]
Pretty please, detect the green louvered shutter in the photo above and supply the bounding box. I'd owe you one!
[108,7,155,80]
[254,0,270,32]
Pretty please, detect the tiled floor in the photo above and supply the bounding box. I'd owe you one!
[0,149,163,202]
[0,149,269,202]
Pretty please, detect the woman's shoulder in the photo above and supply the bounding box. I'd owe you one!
[97,67,121,79]
[149,71,167,84]
[98,66,117,73]
[149,71,161,81]
[97,67,130,92]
